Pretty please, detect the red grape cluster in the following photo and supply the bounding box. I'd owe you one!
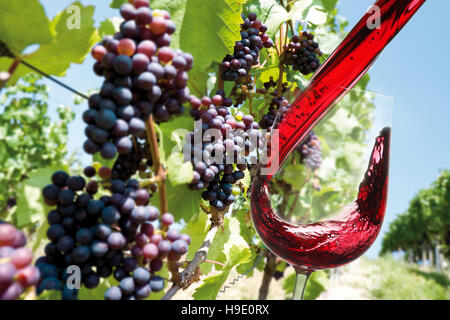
[221,13,273,82]
[186,92,261,210]
[258,78,290,130]
[0,222,40,300]
[296,131,322,171]
[39,167,189,300]
[111,138,152,181]
[229,78,254,106]
[104,213,191,300]
[283,32,322,75]
[85,0,193,160]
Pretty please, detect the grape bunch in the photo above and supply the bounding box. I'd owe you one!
[104,213,191,300]
[258,78,291,130]
[38,168,190,300]
[85,0,193,160]
[221,12,273,82]
[186,92,261,210]
[283,31,322,75]
[0,222,41,300]
[296,131,322,171]
[111,138,153,181]
[229,76,254,106]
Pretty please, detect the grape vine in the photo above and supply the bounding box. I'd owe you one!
[0,0,381,302]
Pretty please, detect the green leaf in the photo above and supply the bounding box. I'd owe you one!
[0,0,53,55]
[282,164,307,191]
[202,215,249,274]
[98,18,117,38]
[158,115,193,162]
[15,166,59,227]
[167,153,194,185]
[159,180,202,221]
[287,0,323,23]
[158,115,194,185]
[110,0,127,8]
[0,2,99,85]
[193,245,251,300]
[182,210,210,260]
[283,270,327,300]
[179,0,243,95]
[321,0,338,12]
[244,0,288,37]
[151,0,189,49]
[32,221,49,252]
[37,290,62,300]
[234,205,253,245]
[78,277,113,300]
[92,152,117,170]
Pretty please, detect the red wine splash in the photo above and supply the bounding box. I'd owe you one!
[251,0,426,273]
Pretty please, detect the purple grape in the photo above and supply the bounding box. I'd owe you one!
[107,232,126,250]
[115,136,133,154]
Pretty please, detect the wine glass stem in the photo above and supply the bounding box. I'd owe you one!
[293,270,311,300]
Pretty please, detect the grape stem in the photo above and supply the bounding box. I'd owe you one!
[217,64,224,91]
[145,114,168,214]
[277,23,289,96]
[162,208,226,300]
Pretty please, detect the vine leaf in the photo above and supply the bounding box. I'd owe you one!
[151,0,189,49]
[182,211,210,261]
[283,270,327,300]
[244,0,288,37]
[78,277,115,300]
[37,290,62,300]
[98,18,118,38]
[156,181,202,221]
[192,245,251,300]
[179,0,243,95]
[201,215,248,275]
[282,164,307,192]
[158,115,194,185]
[0,2,99,85]
[110,0,126,8]
[0,0,53,55]
[16,166,62,227]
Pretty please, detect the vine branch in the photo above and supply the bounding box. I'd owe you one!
[145,114,168,214]
[162,207,226,300]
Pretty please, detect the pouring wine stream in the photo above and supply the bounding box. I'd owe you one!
[250,0,426,300]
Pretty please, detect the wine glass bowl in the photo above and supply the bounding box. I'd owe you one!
[251,90,393,298]
[251,122,390,274]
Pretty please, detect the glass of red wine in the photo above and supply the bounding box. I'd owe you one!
[250,0,425,300]
[252,91,392,299]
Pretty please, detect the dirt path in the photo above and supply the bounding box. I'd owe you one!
[317,259,376,300]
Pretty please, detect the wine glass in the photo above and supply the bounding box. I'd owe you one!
[251,91,393,299]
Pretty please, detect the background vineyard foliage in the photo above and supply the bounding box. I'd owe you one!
[381,170,450,264]
[0,74,75,224]
[0,0,393,300]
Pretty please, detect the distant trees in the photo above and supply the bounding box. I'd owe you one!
[381,170,450,271]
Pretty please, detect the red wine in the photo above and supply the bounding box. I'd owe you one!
[252,128,390,273]
[251,0,425,273]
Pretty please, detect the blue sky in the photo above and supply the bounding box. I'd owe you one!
[39,0,449,258]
